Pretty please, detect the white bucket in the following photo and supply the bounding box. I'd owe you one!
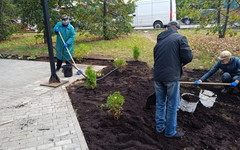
[199,90,217,108]
[180,93,199,113]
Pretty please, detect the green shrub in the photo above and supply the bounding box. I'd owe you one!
[84,66,97,89]
[75,43,89,61]
[133,45,140,61]
[34,35,44,44]
[114,58,127,72]
[0,20,17,42]
[101,91,125,120]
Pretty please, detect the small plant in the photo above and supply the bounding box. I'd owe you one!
[114,58,127,72]
[84,66,97,89]
[133,45,141,61]
[74,109,79,117]
[96,71,102,77]
[101,91,125,120]
[75,43,89,61]
[27,56,37,60]
[7,55,12,59]
[18,55,23,60]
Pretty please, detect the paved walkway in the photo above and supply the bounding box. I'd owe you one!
[0,59,105,150]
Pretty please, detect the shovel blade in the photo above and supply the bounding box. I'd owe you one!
[146,92,156,109]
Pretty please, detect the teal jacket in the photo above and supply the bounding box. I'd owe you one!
[53,22,76,61]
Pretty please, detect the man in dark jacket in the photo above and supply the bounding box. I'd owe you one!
[154,21,193,138]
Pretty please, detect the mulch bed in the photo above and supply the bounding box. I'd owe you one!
[67,60,240,150]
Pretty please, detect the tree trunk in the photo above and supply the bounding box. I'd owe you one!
[0,0,5,21]
[219,0,231,38]
[217,0,222,36]
[103,0,107,40]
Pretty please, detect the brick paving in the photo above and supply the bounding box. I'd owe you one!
[0,59,105,150]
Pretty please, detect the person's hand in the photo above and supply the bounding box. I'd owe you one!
[55,28,59,32]
[64,43,68,48]
[230,81,238,87]
[194,80,201,85]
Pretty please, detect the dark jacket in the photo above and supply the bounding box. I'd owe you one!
[200,56,240,81]
[154,28,193,82]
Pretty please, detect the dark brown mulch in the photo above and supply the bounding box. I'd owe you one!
[2,55,239,149]
[182,94,199,103]
[67,60,240,150]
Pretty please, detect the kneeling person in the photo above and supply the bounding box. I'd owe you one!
[194,50,240,93]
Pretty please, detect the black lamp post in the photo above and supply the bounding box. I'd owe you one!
[41,0,60,83]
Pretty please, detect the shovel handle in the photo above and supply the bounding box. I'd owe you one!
[58,32,78,67]
[180,81,230,86]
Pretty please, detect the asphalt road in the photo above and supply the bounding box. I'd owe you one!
[134,23,240,30]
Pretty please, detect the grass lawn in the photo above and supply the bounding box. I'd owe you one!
[0,29,240,69]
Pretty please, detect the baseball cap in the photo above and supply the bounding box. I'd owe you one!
[218,51,232,60]
[61,14,69,20]
[167,21,180,29]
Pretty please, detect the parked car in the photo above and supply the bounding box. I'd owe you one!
[24,25,38,32]
[181,9,217,25]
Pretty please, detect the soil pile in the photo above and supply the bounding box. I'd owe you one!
[181,94,199,103]
[67,60,240,150]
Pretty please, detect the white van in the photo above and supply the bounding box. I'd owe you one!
[131,0,176,28]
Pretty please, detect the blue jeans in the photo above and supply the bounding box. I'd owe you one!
[222,72,239,88]
[154,81,180,137]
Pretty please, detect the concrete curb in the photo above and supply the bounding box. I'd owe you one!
[62,86,89,150]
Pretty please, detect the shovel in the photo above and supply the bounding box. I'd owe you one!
[145,81,231,109]
[58,31,83,76]
[53,46,87,78]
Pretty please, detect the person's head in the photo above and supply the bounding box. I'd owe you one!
[166,20,180,30]
[218,50,232,64]
[61,14,69,25]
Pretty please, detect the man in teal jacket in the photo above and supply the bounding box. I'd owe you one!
[53,14,76,71]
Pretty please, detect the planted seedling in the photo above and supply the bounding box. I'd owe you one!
[18,55,23,60]
[7,55,12,59]
[84,66,97,89]
[96,71,102,77]
[114,58,127,72]
[101,91,125,120]
[27,56,37,60]
[133,45,141,61]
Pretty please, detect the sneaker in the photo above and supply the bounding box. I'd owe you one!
[165,131,184,138]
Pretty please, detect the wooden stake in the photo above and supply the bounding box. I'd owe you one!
[0,120,13,126]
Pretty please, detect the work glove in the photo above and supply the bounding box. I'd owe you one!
[55,28,59,33]
[64,43,68,48]
[194,80,201,85]
[230,81,238,87]
[77,70,83,75]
